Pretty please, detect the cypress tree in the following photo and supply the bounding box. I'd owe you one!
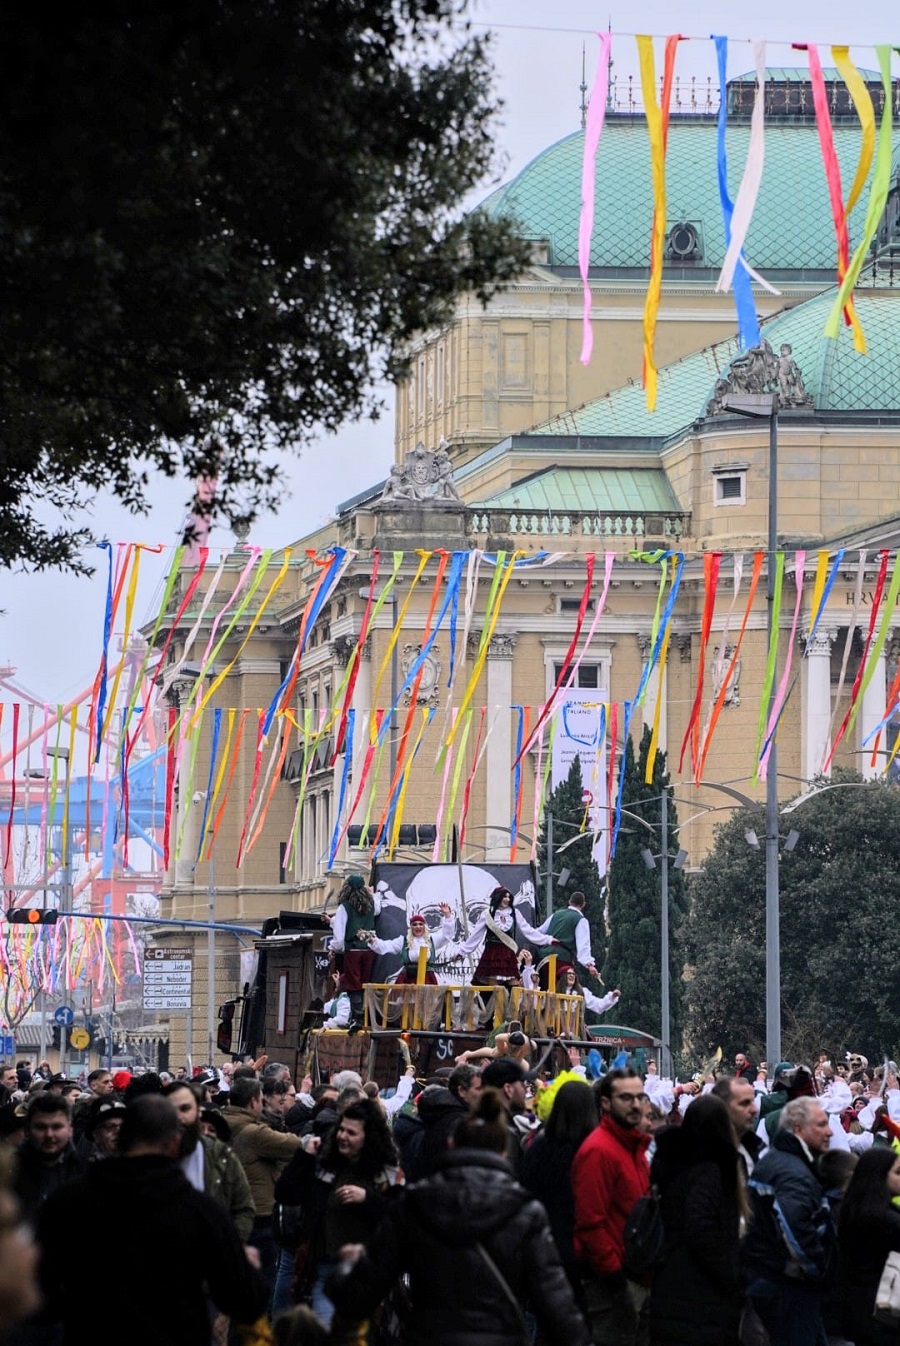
[537,755,607,982]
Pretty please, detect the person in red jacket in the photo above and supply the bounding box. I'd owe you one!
[572,1067,651,1346]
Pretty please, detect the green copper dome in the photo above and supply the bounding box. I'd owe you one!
[524,288,900,443]
[482,121,894,275]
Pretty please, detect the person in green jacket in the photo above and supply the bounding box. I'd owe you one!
[531,891,600,991]
[162,1079,256,1243]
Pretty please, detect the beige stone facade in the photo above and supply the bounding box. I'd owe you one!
[153,82,900,1063]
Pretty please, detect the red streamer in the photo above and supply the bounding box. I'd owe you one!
[517,554,596,763]
[825,549,889,769]
[678,552,723,775]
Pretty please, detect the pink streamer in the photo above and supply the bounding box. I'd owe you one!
[759,551,805,777]
[579,32,612,365]
[562,551,616,686]
[530,724,547,863]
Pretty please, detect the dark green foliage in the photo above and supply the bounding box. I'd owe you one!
[0,3,531,571]
[603,727,687,1046]
[537,756,606,981]
[683,770,900,1061]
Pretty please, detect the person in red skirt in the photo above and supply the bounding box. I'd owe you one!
[460,886,557,987]
[325,874,381,1020]
[367,904,456,984]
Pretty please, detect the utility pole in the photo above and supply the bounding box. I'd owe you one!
[659,786,671,1078]
[207,851,216,1066]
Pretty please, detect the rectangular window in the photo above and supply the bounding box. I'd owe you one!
[276,971,289,1035]
[714,472,746,507]
[554,662,601,689]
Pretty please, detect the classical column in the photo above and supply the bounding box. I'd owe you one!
[485,634,516,861]
[801,627,836,781]
[860,630,892,780]
[638,633,667,754]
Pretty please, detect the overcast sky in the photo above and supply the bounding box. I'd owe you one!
[1,0,895,706]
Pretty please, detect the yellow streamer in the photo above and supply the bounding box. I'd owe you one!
[832,47,875,218]
[638,36,667,412]
[807,546,828,635]
[190,550,292,729]
[645,584,673,788]
[444,708,474,839]
[100,546,140,742]
[371,551,429,719]
[445,552,523,749]
[389,708,433,855]
[825,47,893,340]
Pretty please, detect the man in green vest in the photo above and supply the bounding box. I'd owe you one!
[532,892,599,991]
[326,873,381,1021]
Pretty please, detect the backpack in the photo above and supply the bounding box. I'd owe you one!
[622,1186,665,1280]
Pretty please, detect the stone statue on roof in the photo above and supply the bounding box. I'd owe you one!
[706,339,813,416]
[378,438,462,505]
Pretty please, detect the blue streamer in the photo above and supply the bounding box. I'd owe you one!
[713,36,760,349]
[375,554,465,750]
[261,547,346,737]
[94,542,114,764]
[610,554,685,858]
[446,551,465,687]
[194,709,221,866]
[804,549,845,655]
[328,710,356,866]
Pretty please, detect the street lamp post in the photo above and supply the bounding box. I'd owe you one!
[558,794,689,1072]
[723,391,781,1066]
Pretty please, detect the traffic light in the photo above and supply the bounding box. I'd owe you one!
[7,908,58,925]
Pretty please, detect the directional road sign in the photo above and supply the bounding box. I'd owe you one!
[143,947,193,1011]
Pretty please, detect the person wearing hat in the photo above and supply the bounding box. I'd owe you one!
[111,1069,132,1095]
[80,1097,127,1161]
[365,904,455,986]
[322,973,353,1030]
[325,873,383,1021]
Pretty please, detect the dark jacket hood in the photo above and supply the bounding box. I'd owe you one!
[416,1088,465,1126]
[404,1148,528,1244]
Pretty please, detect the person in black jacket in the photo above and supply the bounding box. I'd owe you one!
[649,1094,746,1346]
[411,1065,481,1180]
[520,1078,599,1287]
[329,1087,589,1346]
[742,1096,836,1346]
[35,1094,267,1346]
[12,1094,86,1224]
[838,1147,900,1346]
[273,1095,403,1327]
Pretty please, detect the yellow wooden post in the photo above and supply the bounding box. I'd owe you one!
[547,954,557,993]
[412,945,428,1030]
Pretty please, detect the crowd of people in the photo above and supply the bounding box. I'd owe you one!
[0,1043,900,1344]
